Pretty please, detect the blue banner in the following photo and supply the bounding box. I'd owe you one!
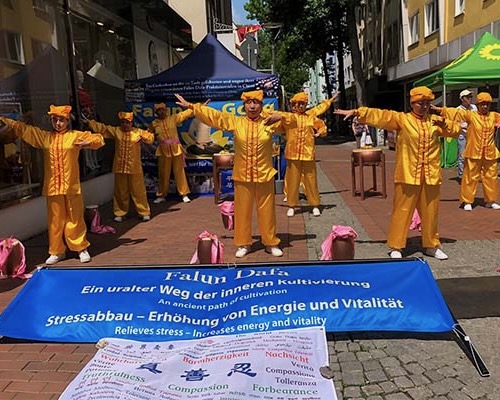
[0,260,455,343]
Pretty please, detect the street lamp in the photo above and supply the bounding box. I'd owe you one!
[262,22,283,74]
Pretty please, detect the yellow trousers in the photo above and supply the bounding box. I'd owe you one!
[460,158,498,204]
[387,183,441,250]
[157,155,190,197]
[46,194,89,255]
[234,180,280,247]
[114,173,150,217]
[285,160,319,207]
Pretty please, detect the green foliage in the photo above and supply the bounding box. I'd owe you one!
[245,0,349,96]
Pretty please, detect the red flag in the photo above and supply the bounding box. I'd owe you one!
[237,24,261,42]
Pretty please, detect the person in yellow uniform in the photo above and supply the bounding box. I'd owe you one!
[175,90,284,258]
[0,105,105,265]
[277,92,336,217]
[149,103,194,204]
[86,112,154,222]
[334,86,460,260]
[432,92,500,211]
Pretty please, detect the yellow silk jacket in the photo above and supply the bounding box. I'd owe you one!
[265,98,331,161]
[441,107,500,160]
[88,120,153,174]
[192,104,283,183]
[357,107,460,185]
[0,117,104,196]
[149,109,194,157]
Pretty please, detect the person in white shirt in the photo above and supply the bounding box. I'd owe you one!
[456,89,477,182]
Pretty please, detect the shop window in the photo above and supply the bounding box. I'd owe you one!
[0,2,70,205]
[0,30,25,64]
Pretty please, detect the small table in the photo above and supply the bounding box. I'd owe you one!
[351,148,387,200]
[212,153,234,204]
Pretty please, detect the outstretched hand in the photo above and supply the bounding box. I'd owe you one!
[430,104,442,113]
[334,109,357,121]
[432,116,447,128]
[263,113,282,126]
[175,94,191,109]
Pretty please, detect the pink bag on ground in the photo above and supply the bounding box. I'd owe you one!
[409,209,421,231]
[320,225,358,261]
[190,231,224,264]
[90,208,116,234]
[0,237,32,279]
[218,201,234,231]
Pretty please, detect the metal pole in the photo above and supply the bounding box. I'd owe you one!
[271,41,275,74]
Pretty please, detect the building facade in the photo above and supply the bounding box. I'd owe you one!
[343,0,500,110]
[388,0,500,107]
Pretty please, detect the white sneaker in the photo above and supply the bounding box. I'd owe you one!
[235,246,249,258]
[283,196,287,202]
[79,249,91,263]
[45,253,65,265]
[287,208,295,217]
[142,215,151,221]
[463,204,472,211]
[424,247,448,260]
[389,250,402,259]
[312,207,321,216]
[182,195,191,203]
[114,216,123,222]
[265,246,283,257]
[485,202,500,210]
[153,197,165,204]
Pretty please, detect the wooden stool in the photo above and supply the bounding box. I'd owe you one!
[212,153,234,204]
[351,148,387,200]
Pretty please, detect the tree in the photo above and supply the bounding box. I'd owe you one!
[245,0,367,107]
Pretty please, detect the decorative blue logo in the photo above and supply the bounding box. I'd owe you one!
[228,362,257,377]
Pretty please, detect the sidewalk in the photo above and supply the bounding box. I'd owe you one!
[0,141,499,399]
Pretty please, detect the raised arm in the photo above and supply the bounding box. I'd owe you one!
[74,131,105,149]
[175,94,236,132]
[307,92,339,117]
[432,115,461,138]
[335,107,402,131]
[138,129,155,145]
[0,116,49,148]
[87,119,119,139]
[432,105,470,124]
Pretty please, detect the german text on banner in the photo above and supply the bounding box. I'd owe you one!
[59,327,337,400]
[0,260,455,342]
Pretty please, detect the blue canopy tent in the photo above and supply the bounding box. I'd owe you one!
[125,33,280,103]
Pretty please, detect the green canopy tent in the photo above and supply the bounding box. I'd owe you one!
[414,32,500,167]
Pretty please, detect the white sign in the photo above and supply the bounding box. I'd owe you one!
[59,326,337,400]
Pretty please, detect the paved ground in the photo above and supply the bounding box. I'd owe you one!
[0,141,499,399]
